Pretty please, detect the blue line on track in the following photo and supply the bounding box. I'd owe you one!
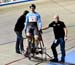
[0,0,33,6]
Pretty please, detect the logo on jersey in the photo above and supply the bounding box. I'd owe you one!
[29,16,37,22]
[53,24,56,26]
[57,24,60,26]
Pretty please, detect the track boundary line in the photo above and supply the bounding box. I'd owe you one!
[5,57,26,65]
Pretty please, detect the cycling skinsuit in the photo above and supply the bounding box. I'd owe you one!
[24,12,42,35]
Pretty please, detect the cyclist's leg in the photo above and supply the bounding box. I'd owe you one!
[25,27,32,57]
[26,27,32,42]
[34,27,39,48]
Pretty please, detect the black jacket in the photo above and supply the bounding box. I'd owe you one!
[14,15,26,32]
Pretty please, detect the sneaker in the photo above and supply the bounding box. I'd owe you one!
[59,60,65,63]
[21,51,25,55]
[16,51,21,54]
[50,58,58,62]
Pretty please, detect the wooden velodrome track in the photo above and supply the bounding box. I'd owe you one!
[0,0,75,65]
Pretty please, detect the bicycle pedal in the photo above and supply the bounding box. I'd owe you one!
[39,51,43,54]
[34,51,39,54]
[36,52,39,55]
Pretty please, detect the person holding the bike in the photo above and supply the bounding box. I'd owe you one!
[14,10,29,54]
[24,4,42,57]
[43,15,68,62]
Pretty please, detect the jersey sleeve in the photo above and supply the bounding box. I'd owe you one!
[48,22,54,27]
[62,22,66,28]
[37,14,42,30]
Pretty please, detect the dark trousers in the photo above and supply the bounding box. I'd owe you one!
[51,38,65,61]
[15,32,24,53]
